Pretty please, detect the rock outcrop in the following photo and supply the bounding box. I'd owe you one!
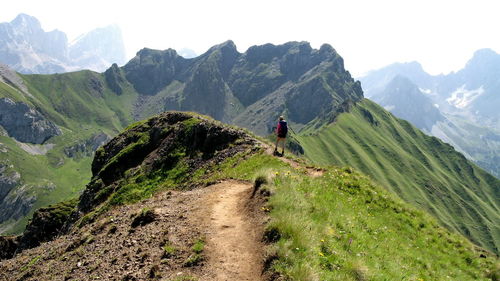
[0,111,258,260]
[0,184,36,224]
[0,63,29,93]
[104,63,126,95]
[0,98,61,144]
[0,236,18,260]
[64,133,111,158]
[79,112,256,214]
[17,199,77,251]
[0,164,20,204]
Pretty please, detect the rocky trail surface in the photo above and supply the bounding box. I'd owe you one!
[197,181,265,281]
[0,178,268,281]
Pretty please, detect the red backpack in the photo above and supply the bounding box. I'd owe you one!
[277,120,288,137]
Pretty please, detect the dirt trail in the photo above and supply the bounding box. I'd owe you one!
[198,180,264,281]
[263,142,324,177]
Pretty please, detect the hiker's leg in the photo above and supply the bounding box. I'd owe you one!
[280,138,285,153]
[274,137,279,152]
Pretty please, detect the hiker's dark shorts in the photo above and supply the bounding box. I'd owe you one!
[277,135,287,139]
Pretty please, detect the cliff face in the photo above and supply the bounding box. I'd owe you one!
[0,98,60,144]
[0,164,20,204]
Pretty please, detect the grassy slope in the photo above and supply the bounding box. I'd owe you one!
[0,71,138,234]
[296,99,500,254]
[72,132,500,280]
[157,148,499,280]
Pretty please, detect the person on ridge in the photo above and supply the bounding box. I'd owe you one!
[274,116,288,156]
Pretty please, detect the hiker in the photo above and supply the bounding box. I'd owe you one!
[274,116,288,156]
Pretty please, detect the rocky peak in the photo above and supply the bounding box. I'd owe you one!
[208,40,238,53]
[10,13,42,31]
[123,48,187,95]
[469,48,499,62]
[104,63,126,95]
[386,75,417,90]
[463,48,500,74]
[319,43,337,59]
[204,40,240,79]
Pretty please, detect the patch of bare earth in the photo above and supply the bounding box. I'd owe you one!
[0,180,267,281]
[195,181,265,281]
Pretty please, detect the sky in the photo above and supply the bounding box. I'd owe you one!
[1,0,499,76]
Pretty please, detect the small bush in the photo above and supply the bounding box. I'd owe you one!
[192,239,205,254]
[252,174,268,197]
[162,243,176,258]
[183,254,203,267]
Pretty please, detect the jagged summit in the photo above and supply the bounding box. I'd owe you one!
[207,40,238,52]
[119,40,363,131]
[10,13,42,29]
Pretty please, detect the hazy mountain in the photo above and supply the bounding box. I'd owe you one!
[360,61,433,98]
[359,49,500,177]
[0,14,126,74]
[69,24,126,72]
[360,48,500,128]
[371,76,444,131]
[0,14,69,73]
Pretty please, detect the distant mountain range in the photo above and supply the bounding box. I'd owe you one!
[359,49,500,178]
[0,13,126,74]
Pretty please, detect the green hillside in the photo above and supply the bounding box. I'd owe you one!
[296,99,500,254]
[21,70,136,132]
[1,113,497,280]
[0,71,137,234]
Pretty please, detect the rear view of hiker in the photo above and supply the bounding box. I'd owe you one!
[274,116,288,156]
